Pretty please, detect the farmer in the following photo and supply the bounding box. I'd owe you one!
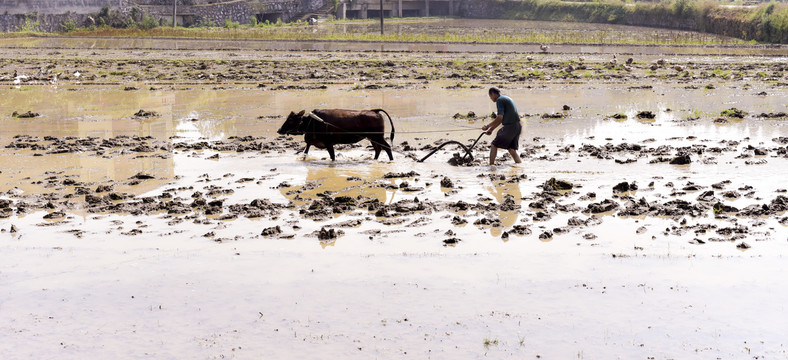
[482,87,523,166]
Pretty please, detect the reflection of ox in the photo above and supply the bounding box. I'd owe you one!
[277,109,395,161]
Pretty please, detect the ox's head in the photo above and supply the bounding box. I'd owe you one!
[277,110,307,135]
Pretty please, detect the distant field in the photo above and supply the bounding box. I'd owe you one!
[1,18,749,46]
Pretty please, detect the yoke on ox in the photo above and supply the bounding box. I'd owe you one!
[277,109,395,161]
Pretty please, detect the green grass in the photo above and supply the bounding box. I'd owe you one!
[483,338,500,347]
[0,32,47,38]
[721,108,747,118]
[712,68,731,79]
[521,69,546,78]
[582,72,601,79]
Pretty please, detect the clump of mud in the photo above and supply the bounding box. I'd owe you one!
[134,109,158,117]
[448,153,475,166]
[543,178,573,191]
[636,111,655,119]
[12,111,40,118]
[720,108,747,118]
[3,129,787,250]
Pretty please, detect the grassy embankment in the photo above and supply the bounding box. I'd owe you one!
[495,0,788,44]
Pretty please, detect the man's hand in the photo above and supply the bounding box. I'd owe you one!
[485,128,493,135]
[481,124,489,131]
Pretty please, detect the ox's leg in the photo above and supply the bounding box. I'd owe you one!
[326,144,336,161]
[303,143,311,155]
[372,136,393,161]
[383,141,394,160]
[372,141,382,160]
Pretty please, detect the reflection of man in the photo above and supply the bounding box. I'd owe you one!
[487,174,523,237]
[482,87,523,166]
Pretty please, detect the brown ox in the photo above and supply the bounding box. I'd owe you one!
[277,109,395,161]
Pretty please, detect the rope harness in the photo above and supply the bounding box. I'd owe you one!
[303,112,480,135]
[297,112,486,160]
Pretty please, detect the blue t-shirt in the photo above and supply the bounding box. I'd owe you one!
[496,95,520,126]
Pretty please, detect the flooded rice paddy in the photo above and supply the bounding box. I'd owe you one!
[2,27,788,359]
[245,18,744,44]
[1,18,779,55]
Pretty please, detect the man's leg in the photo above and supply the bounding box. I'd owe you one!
[489,145,498,165]
[508,149,522,163]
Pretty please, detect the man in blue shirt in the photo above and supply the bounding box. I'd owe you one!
[482,87,523,165]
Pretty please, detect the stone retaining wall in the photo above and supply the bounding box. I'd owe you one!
[139,0,312,25]
[0,13,92,32]
[0,0,325,31]
[0,0,123,15]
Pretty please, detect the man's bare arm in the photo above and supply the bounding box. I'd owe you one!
[482,115,504,134]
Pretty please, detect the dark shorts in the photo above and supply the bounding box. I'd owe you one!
[492,122,522,150]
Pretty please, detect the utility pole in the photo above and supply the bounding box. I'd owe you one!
[379,0,384,35]
[172,0,177,27]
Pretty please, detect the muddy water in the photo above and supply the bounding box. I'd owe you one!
[2,82,787,186]
[3,81,788,243]
[3,45,788,359]
[3,81,786,142]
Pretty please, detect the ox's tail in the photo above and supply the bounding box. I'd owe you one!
[372,109,395,142]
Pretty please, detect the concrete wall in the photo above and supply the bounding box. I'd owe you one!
[336,0,457,19]
[0,0,327,31]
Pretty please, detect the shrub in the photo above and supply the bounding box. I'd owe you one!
[749,2,788,43]
[194,17,215,28]
[139,14,158,30]
[19,18,40,32]
[130,7,141,22]
[223,18,240,28]
[95,6,133,28]
[61,19,78,32]
[671,0,697,18]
